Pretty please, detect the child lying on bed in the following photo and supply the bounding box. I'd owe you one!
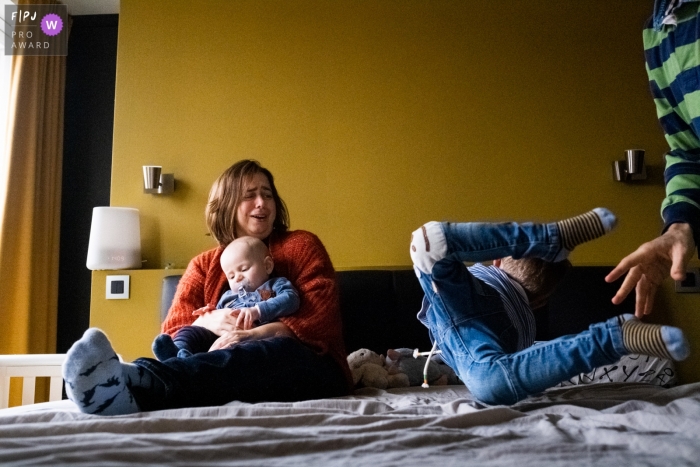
[410,208,689,405]
[152,236,300,360]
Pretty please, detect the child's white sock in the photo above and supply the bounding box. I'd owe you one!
[619,314,690,361]
[410,221,447,275]
[554,208,617,261]
[62,328,141,415]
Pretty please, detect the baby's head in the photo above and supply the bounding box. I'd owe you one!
[220,236,274,292]
[497,257,571,310]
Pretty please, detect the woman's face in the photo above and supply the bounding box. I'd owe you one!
[235,172,277,240]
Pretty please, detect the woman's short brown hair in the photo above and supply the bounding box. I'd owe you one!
[205,160,289,246]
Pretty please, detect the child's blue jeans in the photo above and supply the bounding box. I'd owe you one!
[411,220,627,405]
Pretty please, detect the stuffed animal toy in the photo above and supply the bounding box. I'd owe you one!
[384,348,461,387]
[347,348,410,389]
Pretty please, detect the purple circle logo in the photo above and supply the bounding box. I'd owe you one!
[41,14,63,36]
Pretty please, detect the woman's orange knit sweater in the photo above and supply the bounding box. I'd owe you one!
[162,230,352,387]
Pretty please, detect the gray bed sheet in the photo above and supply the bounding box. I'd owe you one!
[1,382,699,466]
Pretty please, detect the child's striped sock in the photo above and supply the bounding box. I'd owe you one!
[619,315,690,361]
[554,208,617,261]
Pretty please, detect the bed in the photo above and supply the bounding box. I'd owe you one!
[1,267,699,466]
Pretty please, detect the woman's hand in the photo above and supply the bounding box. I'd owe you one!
[191,307,239,335]
[209,329,255,350]
[192,304,215,317]
[208,321,295,351]
[606,223,696,317]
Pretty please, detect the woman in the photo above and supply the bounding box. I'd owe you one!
[62,160,352,415]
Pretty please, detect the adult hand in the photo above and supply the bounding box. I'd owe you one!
[606,223,696,317]
[209,329,254,351]
[208,321,295,351]
[233,306,261,331]
[191,306,239,335]
[191,304,215,317]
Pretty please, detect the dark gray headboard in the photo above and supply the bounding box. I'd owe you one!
[161,275,182,323]
[160,267,634,356]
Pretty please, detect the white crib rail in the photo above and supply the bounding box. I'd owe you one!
[0,354,66,408]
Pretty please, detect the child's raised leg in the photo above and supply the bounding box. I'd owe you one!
[410,208,617,276]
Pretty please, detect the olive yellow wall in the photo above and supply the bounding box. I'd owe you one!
[97,1,700,379]
[89,269,184,361]
[112,0,670,269]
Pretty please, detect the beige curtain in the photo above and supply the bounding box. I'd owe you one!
[0,1,70,355]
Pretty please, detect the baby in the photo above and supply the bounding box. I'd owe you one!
[152,236,299,360]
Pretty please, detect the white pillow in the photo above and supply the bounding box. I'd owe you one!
[555,354,677,388]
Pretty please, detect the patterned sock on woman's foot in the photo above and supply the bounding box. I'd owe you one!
[62,328,140,415]
[620,315,690,361]
[554,208,617,261]
[121,362,158,388]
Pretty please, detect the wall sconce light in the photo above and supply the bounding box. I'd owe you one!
[86,207,142,270]
[143,165,175,194]
[613,149,647,182]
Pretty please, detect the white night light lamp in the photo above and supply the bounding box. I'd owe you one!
[86,207,142,270]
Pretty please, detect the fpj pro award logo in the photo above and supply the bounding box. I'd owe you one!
[5,4,68,56]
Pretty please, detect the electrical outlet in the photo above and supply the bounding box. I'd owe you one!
[675,268,700,293]
[106,275,130,299]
